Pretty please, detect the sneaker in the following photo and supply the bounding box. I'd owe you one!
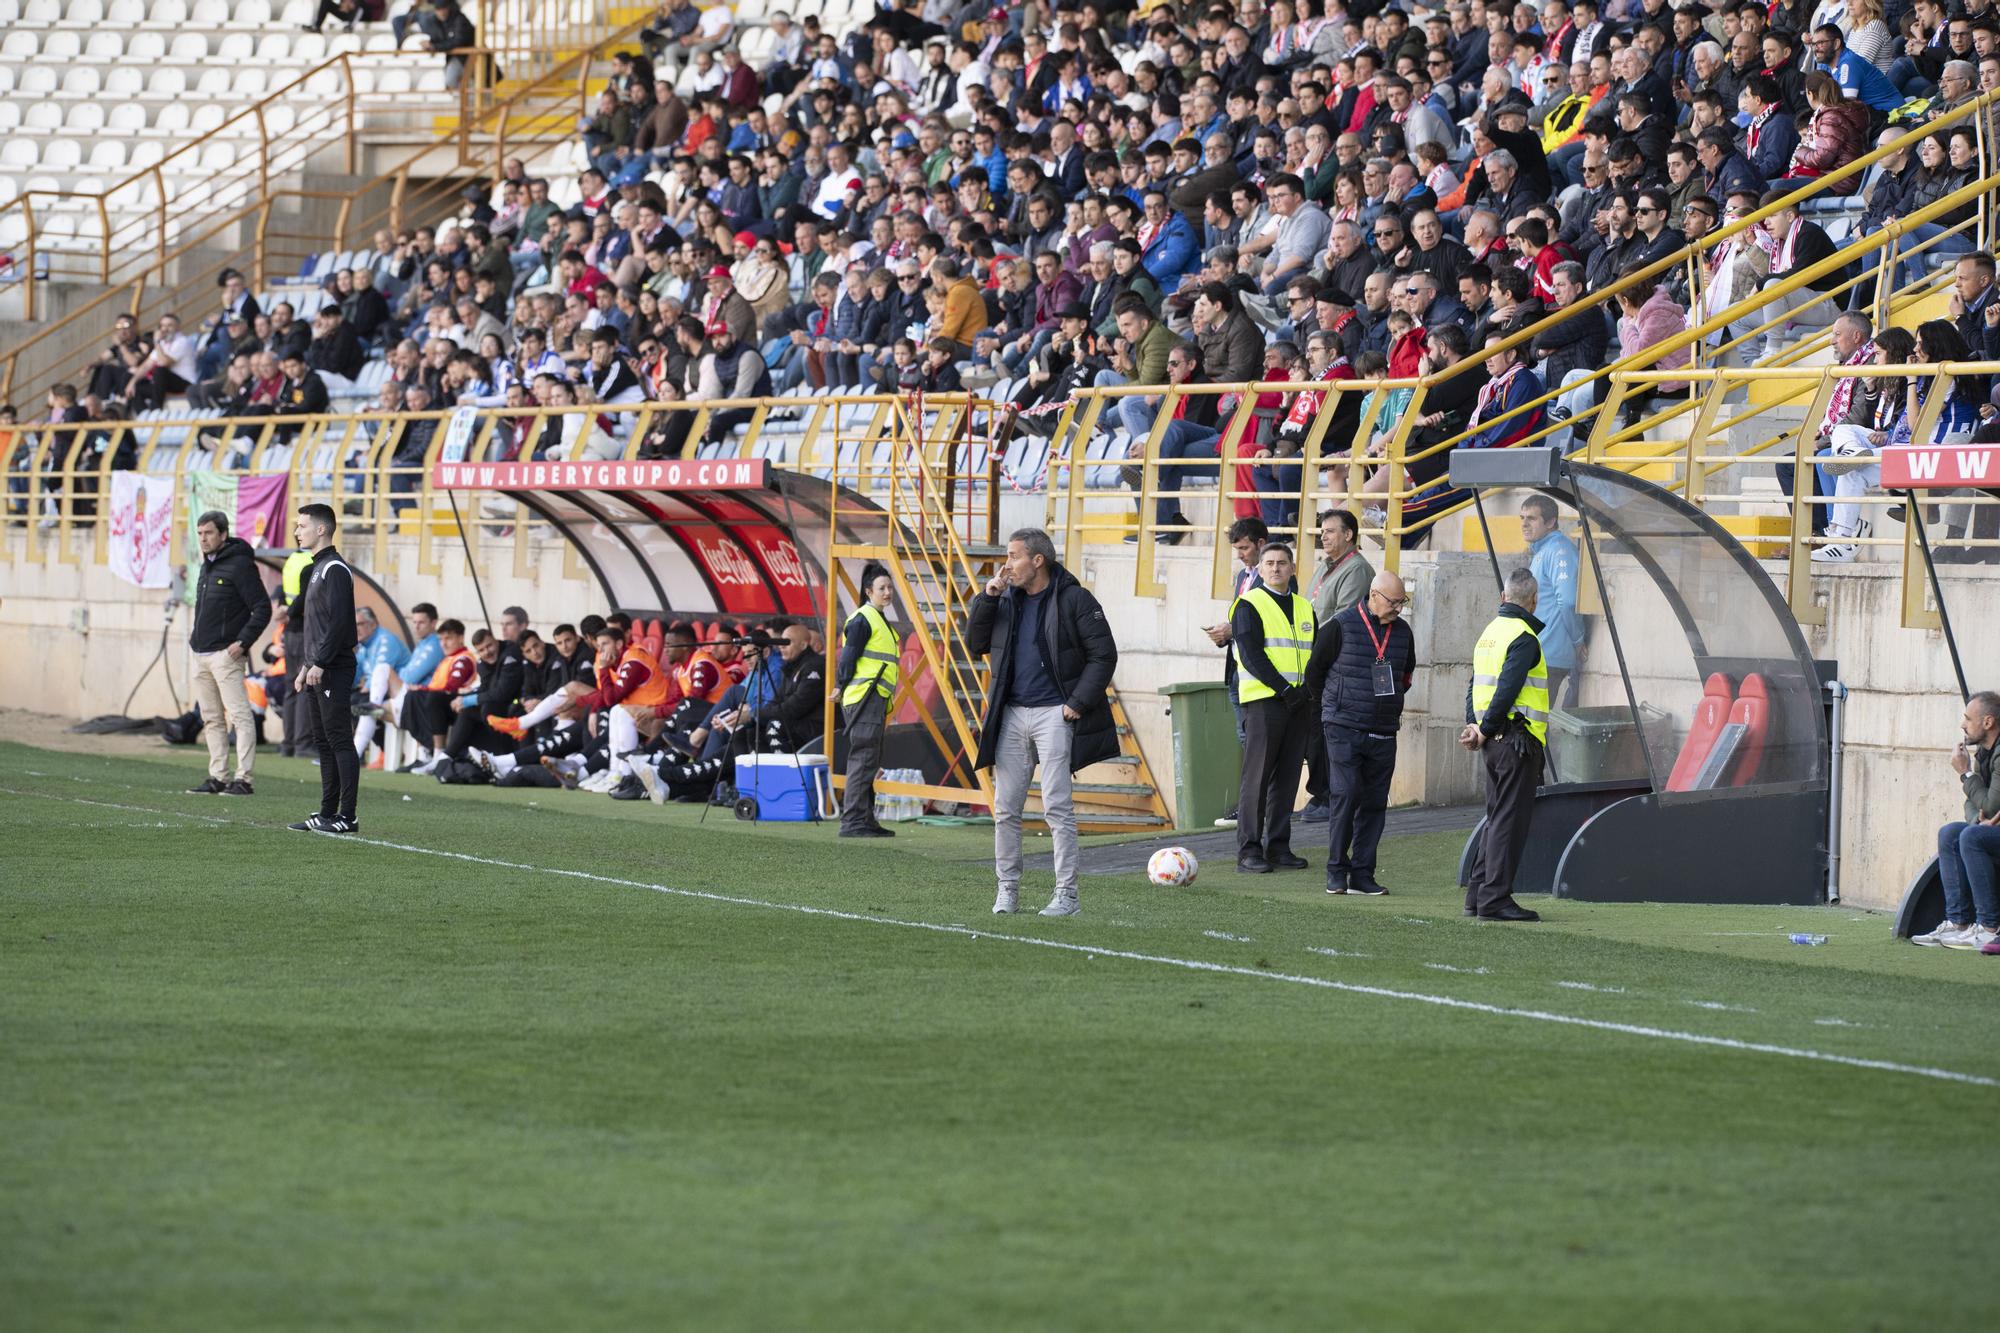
[579,769,618,793]
[1942,924,1999,951]
[993,886,1018,914]
[607,775,647,801]
[633,763,667,805]
[540,756,580,790]
[287,814,330,832]
[1296,800,1329,823]
[1811,542,1857,563]
[1983,934,2000,956]
[1213,808,1238,829]
[187,777,225,794]
[1038,891,1080,918]
[1349,879,1389,896]
[487,715,525,740]
[321,815,359,834]
[220,779,254,796]
[1911,921,1966,947]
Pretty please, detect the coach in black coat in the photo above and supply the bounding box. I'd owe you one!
[965,539,1119,773]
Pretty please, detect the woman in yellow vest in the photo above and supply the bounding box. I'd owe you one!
[1459,568,1551,922]
[1230,542,1317,874]
[836,561,900,838]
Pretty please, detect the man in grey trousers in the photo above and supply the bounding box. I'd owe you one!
[966,528,1119,918]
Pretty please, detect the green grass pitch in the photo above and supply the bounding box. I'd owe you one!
[2,738,1995,1331]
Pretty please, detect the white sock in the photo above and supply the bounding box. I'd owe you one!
[353,716,378,753]
[609,706,639,777]
[516,693,566,729]
[491,753,518,777]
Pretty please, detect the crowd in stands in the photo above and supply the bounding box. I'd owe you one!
[270,598,835,803]
[11,0,2000,549]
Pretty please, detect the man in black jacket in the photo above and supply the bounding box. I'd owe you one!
[443,629,524,763]
[966,528,1119,918]
[287,503,362,833]
[1756,189,1844,335]
[1303,570,1415,895]
[186,510,272,796]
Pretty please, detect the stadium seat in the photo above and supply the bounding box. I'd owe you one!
[41,31,81,60]
[79,32,123,62]
[1723,674,1769,787]
[22,102,60,133]
[1666,673,1736,793]
[56,69,104,102]
[0,32,35,59]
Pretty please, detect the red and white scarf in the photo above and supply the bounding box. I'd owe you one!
[1474,361,1525,424]
[1747,106,1775,152]
[1773,217,1806,271]
[1823,341,1877,434]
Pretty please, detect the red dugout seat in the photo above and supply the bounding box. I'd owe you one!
[1666,673,1735,792]
[1723,673,1769,786]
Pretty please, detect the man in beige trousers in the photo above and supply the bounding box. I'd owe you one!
[185,510,272,795]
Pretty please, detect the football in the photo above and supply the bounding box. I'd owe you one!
[1147,846,1199,887]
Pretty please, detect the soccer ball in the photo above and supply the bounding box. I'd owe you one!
[1147,846,1199,887]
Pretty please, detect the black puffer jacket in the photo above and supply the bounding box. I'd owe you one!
[966,560,1120,771]
[189,534,271,654]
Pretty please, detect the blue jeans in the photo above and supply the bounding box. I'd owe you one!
[1774,460,1828,537]
[1938,820,2000,928]
[1146,420,1220,524]
[1895,222,1971,288]
[1886,56,1935,98]
[1251,454,1306,531]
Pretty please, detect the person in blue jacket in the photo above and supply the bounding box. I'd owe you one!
[1139,189,1198,294]
[349,603,410,757]
[1811,24,1904,112]
[1520,494,1583,708]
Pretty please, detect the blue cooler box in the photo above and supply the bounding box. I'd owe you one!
[734,753,835,822]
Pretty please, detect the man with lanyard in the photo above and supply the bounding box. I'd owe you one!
[1298,509,1375,823]
[1520,495,1583,707]
[1460,568,1551,922]
[1204,517,1268,829]
[835,561,900,839]
[1230,543,1317,875]
[1304,570,1416,896]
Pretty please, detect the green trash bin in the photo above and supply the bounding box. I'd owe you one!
[1547,703,1675,784]
[1161,680,1241,831]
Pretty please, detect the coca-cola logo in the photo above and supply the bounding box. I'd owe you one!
[693,533,760,587]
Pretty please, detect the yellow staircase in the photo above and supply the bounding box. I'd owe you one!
[828,398,1172,832]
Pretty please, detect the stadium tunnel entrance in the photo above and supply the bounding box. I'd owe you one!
[1447,450,1834,907]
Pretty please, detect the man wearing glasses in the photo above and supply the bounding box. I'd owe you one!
[1258,172,1331,297]
[1303,570,1415,896]
[1628,188,1686,270]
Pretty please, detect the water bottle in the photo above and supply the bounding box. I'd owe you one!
[1788,933,1828,946]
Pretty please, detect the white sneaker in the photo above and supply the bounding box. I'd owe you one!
[1038,891,1079,918]
[1811,542,1857,563]
[1912,921,1966,947]
[1213,815,1238,829]
[992,886,1018,915]
[579,769,618,793]
[633,763,666,805]
[1941,924,1999,951]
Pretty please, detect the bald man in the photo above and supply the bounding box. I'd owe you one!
[1303,569,1417,896]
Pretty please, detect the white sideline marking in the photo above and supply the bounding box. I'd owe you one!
[1556,980,1627,994]
[1424,963,1491,975]
[1307,946,1371,959]
[4,785,1995,1091]
[1685,1000,1758,1014]
[1203,930,1252,943]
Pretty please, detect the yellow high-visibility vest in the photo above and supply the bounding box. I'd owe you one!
[1471,613,1550,745]
[840,603,901,706]
[1234,586,1315,703]
[280,550,312,600]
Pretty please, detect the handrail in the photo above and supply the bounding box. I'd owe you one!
[0,14,651,406]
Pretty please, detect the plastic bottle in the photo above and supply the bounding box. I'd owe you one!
[1788,933,1828,946]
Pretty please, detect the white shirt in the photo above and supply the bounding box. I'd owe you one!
[153,331,197,381]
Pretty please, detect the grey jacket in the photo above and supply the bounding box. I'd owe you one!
[1963,741,2000,824]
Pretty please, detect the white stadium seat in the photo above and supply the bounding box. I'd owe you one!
[196,68,232,96]
[0,142,37,172]
[106,104,146,134]
[0,0,20,22]
[255,33,291,63]
[55,67,102,100]
[22,0,58,20]
[231,0,271,24]
[87,140,126,173]
[146,104,190,136]
[68,103,108,135]
[126,32,165,61]
[189,0,226,22]
[146,0,188,23]
[146,68,187,97]
[42,139,83,172]
[103,68,143,98]
[80,32,124,62]
[41,31,81,60]
[106,0,142,21]
[18,66,58,95]
[234,68,269,99]
[62,0,106,24]
[216,33,253,62]
[169,33,207,61]
[0,66,13,95]
[278,0,311,21]
[1,32,38,59]
[23,102,61,133]
[0,104,18,133]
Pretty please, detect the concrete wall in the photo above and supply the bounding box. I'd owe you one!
[4,521,1990,911]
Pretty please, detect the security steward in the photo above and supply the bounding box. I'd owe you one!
[835,560,900,839]
[277,544,315,756]
[1460,567,1550,922]
[1232,543,1316,874]
[1303,569,1416,896]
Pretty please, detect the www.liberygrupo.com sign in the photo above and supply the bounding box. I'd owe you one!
[1879,444,2000,489]
[430,458,770,492]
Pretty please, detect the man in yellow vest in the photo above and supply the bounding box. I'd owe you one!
[835,561,900,839]
[1231,542,1317,874]
[1460,567,1551,921]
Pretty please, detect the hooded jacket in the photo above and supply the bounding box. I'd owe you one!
[189,534,272,655]
[965,560,1119,772]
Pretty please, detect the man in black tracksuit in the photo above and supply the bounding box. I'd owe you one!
[288,503,361,833]
[186,511,272,795]
[444,629,524,761]
[1303,569,1416,895]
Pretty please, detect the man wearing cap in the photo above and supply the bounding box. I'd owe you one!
[698,265,756,346]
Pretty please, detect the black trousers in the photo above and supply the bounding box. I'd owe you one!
[1238,695,1309,858]
[841,693,886,832]
[446,711,516,760]
[1324,726,1397,887]
[304,660,360,821]
[1465,725,1545,914]
[282,629,308,753]
[1304,721,1327,802]
[400,688,456,742]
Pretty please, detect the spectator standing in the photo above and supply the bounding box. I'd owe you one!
[1911,692,2000,950]
[185,511,272,797]
[835,561,900,839]
[1520,495,1583,706]
[1304,569,1415,895]
[1297,507,1374,823]
[286,504,362,834]
[967,529,1119,918]
[1460,568,1551,922]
